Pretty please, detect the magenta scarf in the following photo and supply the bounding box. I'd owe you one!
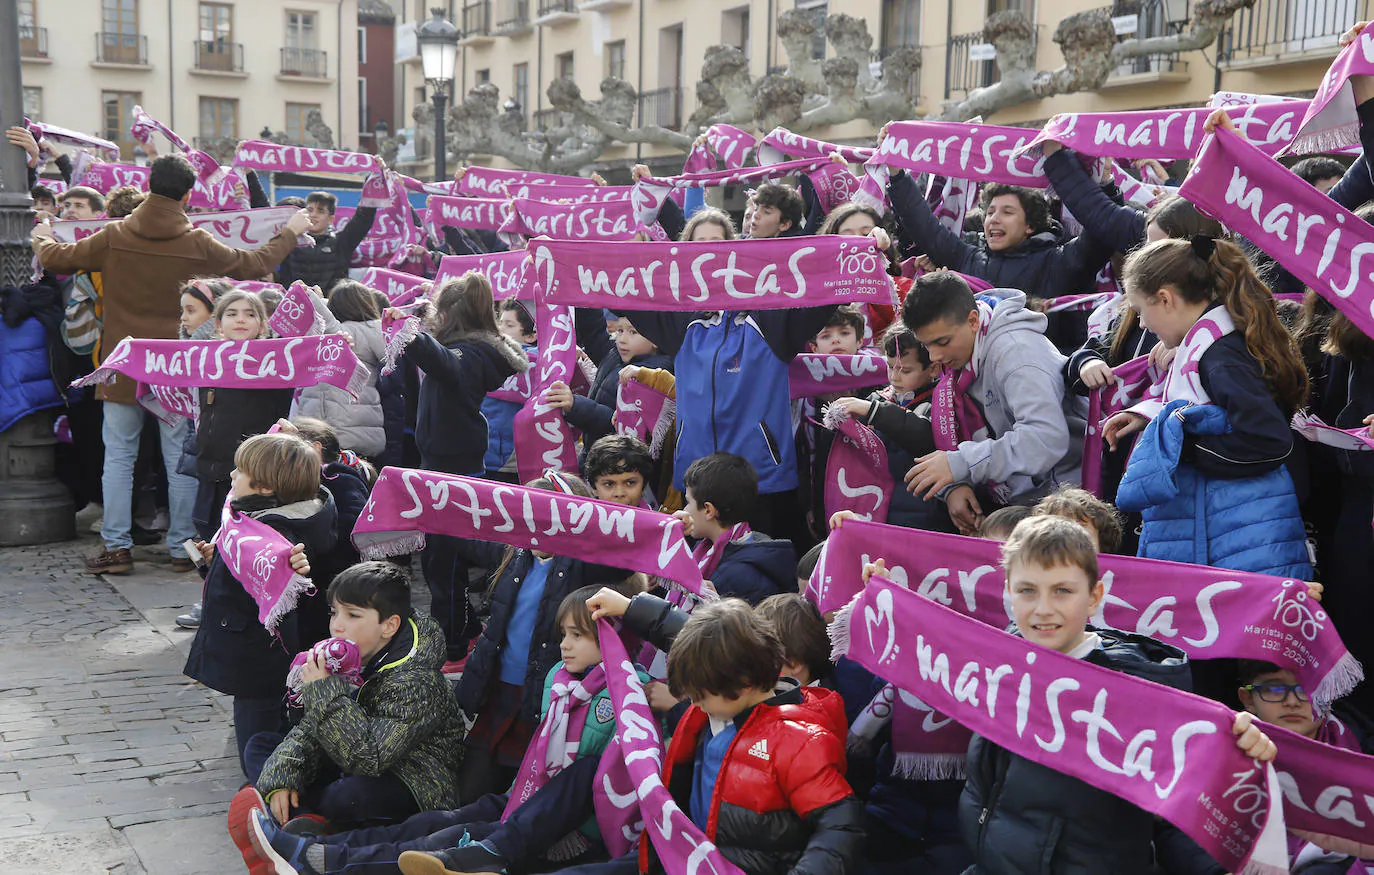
[504,664,606,818]
[521,183,633,203]
[456,167,593,199]
[848,683,972,780]
[931,302,992,451]
[1291,410,1374,452]
[72,335,370,398]
[595,620,739,868]
[70,158,148,193]
[268,282,326,338]
[424,195,511,242]
[378,306,426,374]
[692,521,751,581]
[758,127,874,166]
[614,376,676,458]
[352,467,709,595]
[215,496,316,635]
[832,575,1290,875]
[872,121,1049,187]
[1284,24,1374,155]
[634,157,858,220]
[137,383,199,427]
[353,183,425,269]
[129,105,226,191]
[501,198,649,241]
[788,353,887,399]
[513,296,580,484]
[683,124,758,172]
[822,404,892,524]
[1019,102,1310,161]
[527,236,896,311]
[808,518,1363,707]
[285,637,363,707]
[53,206,303,250]
[1181,126,1374,341]
[433,251,528,301]
[232,139,382,175]
[1079,354,1161,496]
[359,267,432,306]
[27,119,120,162]
[925,174,978,236]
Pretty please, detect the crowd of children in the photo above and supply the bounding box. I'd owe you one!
[23,42,1374,875]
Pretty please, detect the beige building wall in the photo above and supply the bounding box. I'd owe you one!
[392,0,1352,177]
[20,0,361,161]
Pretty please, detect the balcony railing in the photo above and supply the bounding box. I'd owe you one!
[19,25,47,58]
[945,32,997,99]
[280,47,328,77]
[638,87,683,130]
[1219,0,1368,63]
[493,0,531,32]
[463,1,491,37]
[1099,0,1190,76]
[195,40,244,72]
[537,0,577,15]
[95,31,148,65]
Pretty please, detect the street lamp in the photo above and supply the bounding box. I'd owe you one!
[416,7,458,183]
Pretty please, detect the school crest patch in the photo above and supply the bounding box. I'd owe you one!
[595,696,614,724]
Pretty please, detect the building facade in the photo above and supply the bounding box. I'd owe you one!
[392,0,1364,176]
[19,0,362,162]
[359,0,398,153]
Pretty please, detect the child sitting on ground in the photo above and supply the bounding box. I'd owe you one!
[248,585,646,875]
[679,453,795,605]
[233,561,464,853]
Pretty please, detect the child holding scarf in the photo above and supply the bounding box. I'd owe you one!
[1108,237,1312,579]
[481,299,537,481]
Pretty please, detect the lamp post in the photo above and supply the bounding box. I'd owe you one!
[416,7,458,183]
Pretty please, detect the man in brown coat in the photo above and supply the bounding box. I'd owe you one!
[33,154,310,575]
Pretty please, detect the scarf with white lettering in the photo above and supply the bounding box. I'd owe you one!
[71,335,370,399]
[284,637,363,707]
[1283,24,1374,155]
[26,119,120,162]
[1127,307,1234,421]
[129,105,228,193]
[424,195,511,243]
[685,124,759,172]
[433,251,528,301]
[1180,126,1374,342]
[757,127,874,167]
[930,301,993,452]
[268,282,327,338]
[353,467,708,595]
[505,665,606,820]
[788,352,888,399]
[1080,354,1161,497]
[614,372,676,458]
[513,294,580,484]
[832,575,1290,875]
[806,518,1363,708]
[525,236,896,311]
[1291,411,1374,452]
[501,197,652,242]
[455,166,594,199]
[822,404,891,524]
[848,682,972,780]
[53,206,306,250]
[215,494,315,635]
[869,121,1050,189]
[360,267,432,307]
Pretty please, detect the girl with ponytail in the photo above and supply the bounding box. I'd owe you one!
[1104,236,1312,579]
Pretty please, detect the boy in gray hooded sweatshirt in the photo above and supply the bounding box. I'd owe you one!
[899,272,1087,533]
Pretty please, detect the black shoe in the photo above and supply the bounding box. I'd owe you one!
[398,841,507,875]
[131,523,161,546]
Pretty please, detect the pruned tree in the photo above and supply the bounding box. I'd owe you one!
[440,2,1254,173]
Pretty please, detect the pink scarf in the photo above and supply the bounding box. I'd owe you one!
[72,335,371,399]
[513,295,580,484]
[526,236,896,311]
[352,467,708,596]
[633,157,856,224]
[53,206,305,250]
[595,621,739,868]
[500,198,649,241]
[378,306,427,374]
[930,302,992,451]
[1181,126,1374,342]
[1018,102,1312,161]
[692,521,751,581]
[284,637,363,707]
[456,167,594,199]
[1079,354,1161,497]
[520,183,634,203]
[1283,23,1374,155]
[871,121,1049,188]
[822,404,892,524]
[614,377,676,458]
[137,383,199,427]
[232,139,383,175]
[433,251,528,301]
[70,158,148,193]
[353,184,425,269]
[757,127,874,166]
[504,664,606,818]
[848,683,971,780]
[925,174,978,235]
[129,105,227,192]
[1129,305,1235,421]
[788,353,887,399]
[268,282,326,338]
[807,518,1363,707]
[684,124,758,172]
[359,267,432,306]
[215,496,316,635]
[27,119,120,162]
[832,575,1290,875]
[1291,411,1374,452]
[1270,722,1374,859]
[424,195,511,242]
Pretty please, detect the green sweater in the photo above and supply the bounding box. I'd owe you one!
[257,614,466,812]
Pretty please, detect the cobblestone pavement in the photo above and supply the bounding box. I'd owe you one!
[0,532,243,874]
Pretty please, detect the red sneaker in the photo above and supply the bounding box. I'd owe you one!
[228,784,270,873]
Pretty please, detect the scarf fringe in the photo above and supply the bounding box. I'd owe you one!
[262,572,316,635]
[358,532,427,559]
[345,360,374,399]
[70,367,118,388]
[891,752,968,781]
[1289,120,1360,158]
[827,594,859,662]
[382,317,422,375]
[822,401,852,431]
[1312,650,1364,710]
[646,398,676,458]
[1237,858,1291,875]
[1290,828,1374,860]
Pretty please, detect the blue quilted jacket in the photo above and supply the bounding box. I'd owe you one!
[0,317,62,433]
[1117,400,1311,579]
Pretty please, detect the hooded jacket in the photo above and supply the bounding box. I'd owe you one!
[405,330,530,475]
[960,628,1224,875]
[709,533,797,605]
[255,613,466,812]
[296,319,387,458]
[183,489,339,699]
[888,172,1113,301]
[945,289,1087,505]
[646,684,865,875]
[33,193,299,404]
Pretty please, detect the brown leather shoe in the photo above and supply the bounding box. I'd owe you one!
[85,547,134,575]
[169,556,196,573]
